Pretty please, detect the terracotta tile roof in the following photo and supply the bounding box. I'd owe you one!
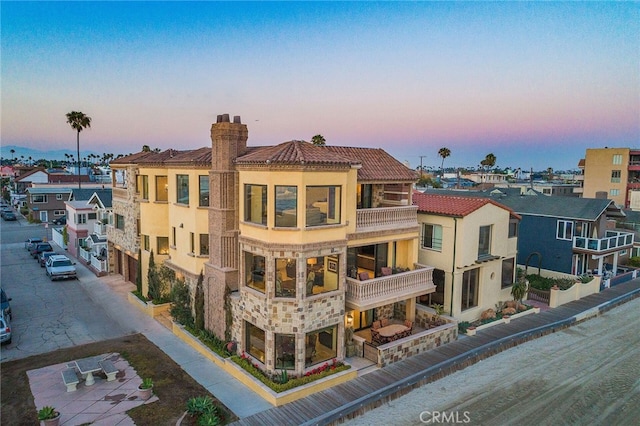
[236,141,357,168]
[578,158,585,168]
[237,141,417,182]
[110,149,186,165]
[164,147,211,166]
[413,192,520,219]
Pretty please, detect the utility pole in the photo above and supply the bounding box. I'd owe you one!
[419,156,427,179]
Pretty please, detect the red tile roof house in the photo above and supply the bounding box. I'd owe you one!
[413,192,521,323]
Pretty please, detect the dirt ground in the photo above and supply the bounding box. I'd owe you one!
[0,333,237,425]
[346,297,640,425]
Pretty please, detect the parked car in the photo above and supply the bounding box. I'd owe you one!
[25,238,43,250]
[39,251,57,267]
[1,207,12,218]
[2,211,16,221]
[0,313,11,345]
[1,288,12,320]
[30,242,53,258]
[45,255,77,281]
[52,216,67,225]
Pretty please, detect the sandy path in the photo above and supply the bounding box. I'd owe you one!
[346,297,640,425]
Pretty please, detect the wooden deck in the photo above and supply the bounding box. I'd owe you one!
[231,280,640,426]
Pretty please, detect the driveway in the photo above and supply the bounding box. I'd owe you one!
[0,222,132,362]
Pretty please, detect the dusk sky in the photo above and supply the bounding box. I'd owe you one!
[2,2,638,171]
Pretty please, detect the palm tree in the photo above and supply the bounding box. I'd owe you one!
[311,134,326,146]
[10,149,15,162]
[438,147,451,179]
[66,111,92,189]
[547,167,554,181]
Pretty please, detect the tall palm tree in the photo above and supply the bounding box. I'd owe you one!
[10,149,15,162]
[438,147,451,179]
[480,153,497,183]
[311,134,326,146]
[66,111,92,189]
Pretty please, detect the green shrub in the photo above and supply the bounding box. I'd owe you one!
[457,321,470,334]
[527,274,575,291]
[170,279,193,327]
[185,325,230,358]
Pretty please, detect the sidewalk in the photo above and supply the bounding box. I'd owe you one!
[85,275,273,419]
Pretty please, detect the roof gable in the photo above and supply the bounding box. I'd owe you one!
[413,192,518,218]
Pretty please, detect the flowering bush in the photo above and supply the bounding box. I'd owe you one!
[231,353,350,393]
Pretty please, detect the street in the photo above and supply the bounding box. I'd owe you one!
[0,217,131,362]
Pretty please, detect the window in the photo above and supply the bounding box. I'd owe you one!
[199,176,209,207]
[54,210,65,216]
[306,185,341,227]
[155,176,168,202]
[190,232,195,253]
[245,252,265,293]
[56,194,64,201]
[418,268,445,306]
[611,170,621,183]
[422,224,443,251]
[199,234,209,256]
[32,194,47,203]
[137,175,149,199]
[613,154,622,165]
[542,188,551,194]
[478,225,492,257]
[306,255,339,295]
[461,268,479,311]
[306,325,337,367]
[275,334,295,370]
[501,258,515,288]
[275,186,297,227]
[244,184,267,225]
[357,184,373,209]
[88,212,97,220]
[610,189,620,196]
[508,218,518,238]
[245,322,266,363]
[275,258,296,298]
[157,237,169,255]
[172,227,176,247]
[115,214,125,231]
[176,175,189,205]
[557,220,574,240]
[77,214,87,224]
[142,235,150,251]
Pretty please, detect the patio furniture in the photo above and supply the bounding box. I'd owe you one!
[381,267,392,276]
[359,271,370,281]
[371,320,381,330]
[378,324,409,340]
[75,356,102,386]
[61,368,79,392]
[381,318,390,327]
[99,360,118,382]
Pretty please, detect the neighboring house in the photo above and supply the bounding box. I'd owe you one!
[424,188,632,277]
[579,147,640,208]
[109,114,438,376]
[66,189,112,275]
[413,193,520,323]
[14,167,49,195]
[495,181,580,197]
[25,187,72,223]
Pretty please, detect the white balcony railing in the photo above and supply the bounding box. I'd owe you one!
[345,264,434,310]
[79,246,108,273]
[355,206,418,232]
[94,222,107,236]
[573,231,634,253]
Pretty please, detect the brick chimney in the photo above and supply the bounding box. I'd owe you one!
[205,114,248,340]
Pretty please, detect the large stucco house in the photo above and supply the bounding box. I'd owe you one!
[108,114,439,375]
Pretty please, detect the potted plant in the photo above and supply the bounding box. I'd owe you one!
[466,326,477,336]
[38,406,60,426]
[138,377,154,400]
[503,315,511,324]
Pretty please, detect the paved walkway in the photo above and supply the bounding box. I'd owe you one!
[231,279,640,425]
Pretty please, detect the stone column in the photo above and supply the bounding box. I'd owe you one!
[204,114,248,339]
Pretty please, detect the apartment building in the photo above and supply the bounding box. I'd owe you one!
[580,147,640,208]
[108,114,438,376]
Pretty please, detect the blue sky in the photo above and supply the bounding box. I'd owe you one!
[2,1,638,171]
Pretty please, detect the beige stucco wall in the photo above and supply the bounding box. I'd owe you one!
[583,147,628,206]
[418,203,518,322]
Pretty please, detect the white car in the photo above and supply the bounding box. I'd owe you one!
[45,255,77,281]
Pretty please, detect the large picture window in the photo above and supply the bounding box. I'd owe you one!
[275,186,297,227]
[275,334,295,370]
[245,322,266,364]
[199,176,209,207]
[176,175,189,205]
[275,258,296,298]
[306,256,339,295]
[306,325,338,367]
[306,186,341,227]
[244,184,267,225]
[155,176,168,202]
[422,224,443,251]
[461,268,479,311]
[245,252,265,293]
[556,220,574,240]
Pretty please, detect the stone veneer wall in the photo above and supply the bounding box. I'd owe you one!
[377,323,457,368]
[375,304,394,322]
[107,165,140,275]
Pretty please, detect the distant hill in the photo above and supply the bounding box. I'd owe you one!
[0,145,113,162]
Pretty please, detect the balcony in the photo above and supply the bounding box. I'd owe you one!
[94,222,107,236]
[627,182,640,190]
[355,206,419,233]
[345,264,435,311]
[573,231,634,254]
